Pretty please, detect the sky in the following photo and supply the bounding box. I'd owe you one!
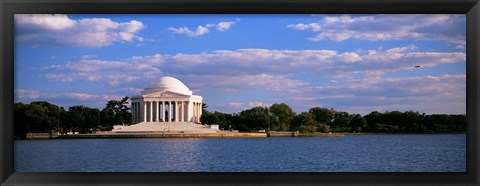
[14,14,466,115]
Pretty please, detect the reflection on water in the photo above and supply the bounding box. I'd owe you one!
[15,134,466,172]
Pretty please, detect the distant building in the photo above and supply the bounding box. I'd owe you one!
[130,77,203,124]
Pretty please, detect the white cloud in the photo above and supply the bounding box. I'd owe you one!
[218,101,271,112]
[15,89,40,99]
[180,74,310,92]
[288,14,465,45]
[290,74,465,115]
[287,23,322,31]
[65,92,99,100]
[45,73,102,82]
[15,89,127,109]
[168,26,209,37]
[216,21,236,31]
[15,14,145,47]
[15,14,75,30]
[157,47,464,77]
[40,46,465,114]
[43,46,464,96]
[168,20,237,37]
[81,54,96,59]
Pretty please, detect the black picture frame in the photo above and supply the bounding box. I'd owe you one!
[1,0,479,185]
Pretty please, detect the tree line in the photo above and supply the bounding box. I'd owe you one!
[14,97,131,138]
[200,103,466,133]
[15,99,465,138]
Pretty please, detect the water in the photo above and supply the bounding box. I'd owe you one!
[15,134,466,172]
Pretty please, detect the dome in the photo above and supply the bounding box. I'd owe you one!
[141,76,192,95]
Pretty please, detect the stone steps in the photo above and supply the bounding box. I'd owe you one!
[112,122,218,133]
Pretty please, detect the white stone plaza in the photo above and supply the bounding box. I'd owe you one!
[112,77,219,133]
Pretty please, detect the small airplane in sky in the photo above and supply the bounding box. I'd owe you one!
[414,65,421,68]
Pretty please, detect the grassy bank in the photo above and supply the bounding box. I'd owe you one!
[297,131,466,137]
[298,132,346,137]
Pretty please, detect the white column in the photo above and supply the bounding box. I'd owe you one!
[183,101,186,122]
[194,102,197,122]
[179,101,182,122]
[175,101,179,122]
[154,101,157,122]
[173,101,176,122]
[150,101,154,122]
[192,102,195,122]
[178,102,181,122]
[148,101,151,122]
[162,101,165,122]
[145,101,149,122]
[143,101,147,122]
[168,101,172,122]
[197,103,199,122]
[180,101,184,122]
[145,101,148,122]
[187,101,192,122]
[172,101,175,122]
[155,101,159,122]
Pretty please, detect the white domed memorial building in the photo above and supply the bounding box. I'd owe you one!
[131,76,203,124]
[113,77,219,133]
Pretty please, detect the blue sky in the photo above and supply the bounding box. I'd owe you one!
[14,14,466,115]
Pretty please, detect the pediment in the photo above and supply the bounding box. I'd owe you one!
[143,91,190,98]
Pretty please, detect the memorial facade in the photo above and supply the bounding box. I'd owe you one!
[130,77,203,124]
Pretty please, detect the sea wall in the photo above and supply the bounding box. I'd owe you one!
[26,132,60,139]
[57,132,267,139]
[267,131,300,137]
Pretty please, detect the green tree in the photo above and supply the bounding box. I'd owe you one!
[100,108,115,130]
[317,123,331,133]
[239,106,270,132]
[24,101,61,133]
[450,114,466,132]
[309,107,336,124]
[269,103,295,131]
[103,96,131,125]
[384,111,403,126]
[66,105,88,133]
[331,111,351,132]
[200,110,220,124]
[202,103,208,112]
[86,108,101,131]
[401,110,421,132]
[291,112,316,132]
[350,114,367,132]
[364,111,383,132]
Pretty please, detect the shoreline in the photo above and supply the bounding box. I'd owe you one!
[21,131,466,140]
[54,132,267,139]
[299,131,466,137]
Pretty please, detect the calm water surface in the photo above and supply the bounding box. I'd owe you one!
[15,134,466,172]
